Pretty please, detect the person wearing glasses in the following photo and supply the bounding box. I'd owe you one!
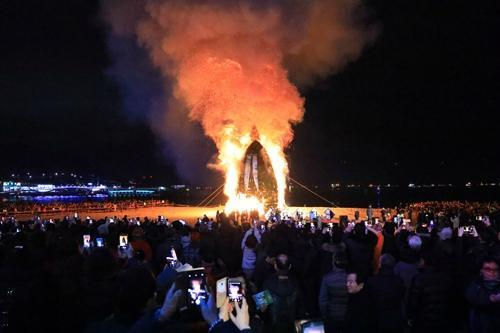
[465,257,500,333]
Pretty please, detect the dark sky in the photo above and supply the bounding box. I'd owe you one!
[1,0,499,185]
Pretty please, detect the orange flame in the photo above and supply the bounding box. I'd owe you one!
[105,0,377,215]
[136,3,305,213]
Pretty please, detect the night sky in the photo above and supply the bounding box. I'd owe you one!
[1,0,499,186]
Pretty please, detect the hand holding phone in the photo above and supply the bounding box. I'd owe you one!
[96,238,105,248]
[166,247,179,268]
[177,268,207,307]
[83,235,91,249]
[200,291,220,326]
[119,234,128,248]
[158,283,183,321]
[229,298,250,331]
[227,278,244,305]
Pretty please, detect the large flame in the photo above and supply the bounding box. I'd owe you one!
[105,0,377,216]
[136,2,305,214]
[222,133,289,214]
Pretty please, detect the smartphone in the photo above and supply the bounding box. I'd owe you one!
[227,278,243,304]
[96,237,105,248]
[252,290,273,309]
[178,268,207,306]
[83,234,91,248]
[170,248,178,261]
[166,247,178,267]
[119,235,128,248]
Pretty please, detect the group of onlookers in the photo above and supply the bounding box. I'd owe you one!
[0,200,498,332]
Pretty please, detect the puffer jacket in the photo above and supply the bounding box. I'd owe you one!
[406,266,453,332]
[319,267,348,322]
[465,278,500,333]
[366,269,405,332]
[263,273,299,333]
[345,234,376,278]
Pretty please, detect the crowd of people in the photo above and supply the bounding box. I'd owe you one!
[0,199,172,215]
[0,200,499,332]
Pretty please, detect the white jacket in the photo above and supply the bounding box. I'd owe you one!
[241,227,261,270]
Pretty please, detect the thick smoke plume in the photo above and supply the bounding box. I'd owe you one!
[103,0,377,184]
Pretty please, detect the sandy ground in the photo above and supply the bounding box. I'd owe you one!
[13,205,382,223]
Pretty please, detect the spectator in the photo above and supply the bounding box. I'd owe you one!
[394,236,422,289]
[262,254,299,333]
[130,227,153,262]
[406,252,453,332]
[319,251,349,333]
[241,231,259,280]
[381,222,398,259]
[180,227,201,267]
[344,222,377,278]
[465,257,500,332]
[344,271,374,333]
[366,254,405,333]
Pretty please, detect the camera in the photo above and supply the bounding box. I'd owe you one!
[227,278,244,304]
[119,234,128,249]
[216,276,245,307]
[96,237,105,248]
[463,226,474,234]
[83,235,91,248]
[166,247,178,268]
[177,268,207,307]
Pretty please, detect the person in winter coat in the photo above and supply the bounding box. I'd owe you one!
[344,271,375,333]
[262,254,299,333]
[319,251,349,333]
[406,252,453,333]
[465,257,500,333]
[344,223,377,278]
[366,254,405,333]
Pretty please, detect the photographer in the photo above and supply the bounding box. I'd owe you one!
[262,253,299,333]
[344,222,377,278]
[201,293,253,333]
